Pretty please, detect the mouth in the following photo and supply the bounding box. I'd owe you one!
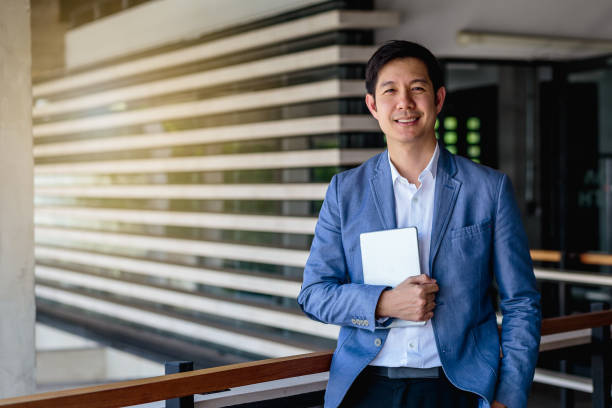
[394,116,420,125]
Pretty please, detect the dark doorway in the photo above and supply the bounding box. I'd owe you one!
[440,85,499,169]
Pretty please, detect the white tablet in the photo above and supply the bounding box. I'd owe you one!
[360,227,425,328]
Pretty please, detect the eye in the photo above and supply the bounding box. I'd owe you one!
[382,88,395,95]
[412,86,425,92]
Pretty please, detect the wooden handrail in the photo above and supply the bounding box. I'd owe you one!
[530,249,562,263]
[580,253,612,266]
[530,249,612,266]
[541,309,612,336]
[2,310,612,408]
[0,352,332,408]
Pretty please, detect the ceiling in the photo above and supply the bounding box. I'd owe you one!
[376,0,612,61]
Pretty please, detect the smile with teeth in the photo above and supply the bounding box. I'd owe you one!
[395,117,419,123]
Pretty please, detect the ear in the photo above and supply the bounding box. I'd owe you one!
[365,93,379,120]
[435,86,446,114]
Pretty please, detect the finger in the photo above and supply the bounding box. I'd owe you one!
[406,274,433,284]
[411,284,438,300]
[421,283,439,293]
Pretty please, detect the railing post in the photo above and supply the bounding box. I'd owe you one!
[590,303,611,408]
[559,250,574,408]
[165,361,194,408]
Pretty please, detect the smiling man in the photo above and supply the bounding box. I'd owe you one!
[298,41,541,408]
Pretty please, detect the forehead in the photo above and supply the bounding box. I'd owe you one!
[376,57,431,88]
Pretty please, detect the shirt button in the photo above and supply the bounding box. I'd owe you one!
[374,338,382,347]
[409,342,415,349]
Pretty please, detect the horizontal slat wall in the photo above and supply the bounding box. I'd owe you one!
[36,286,312,358]
[33,46,376,118]
[33,4,394,361]
[36,226,310,267]
[32,10,398,97]
[37,266,338,339]
[35,246,302,297]
[34,79,365,137]
[33,115,379,157]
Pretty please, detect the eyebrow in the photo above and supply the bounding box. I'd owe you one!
[378,78,429,89]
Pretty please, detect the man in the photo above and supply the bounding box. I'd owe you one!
[298,41,541,408]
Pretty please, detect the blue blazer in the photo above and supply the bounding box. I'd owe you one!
[298,145,541,408]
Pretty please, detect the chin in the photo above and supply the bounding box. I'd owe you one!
[388,134,424,144]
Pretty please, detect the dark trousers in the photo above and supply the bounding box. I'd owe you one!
[339,368,479,408]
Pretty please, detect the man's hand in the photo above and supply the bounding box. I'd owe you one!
[375,274,438,321]
[491,401,507,408]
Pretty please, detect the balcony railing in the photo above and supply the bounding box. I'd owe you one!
[0,307,611,408]
[0,248,608,407]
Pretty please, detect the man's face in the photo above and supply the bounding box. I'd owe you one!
[365,57,445,148]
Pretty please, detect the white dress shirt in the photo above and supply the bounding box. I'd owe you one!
[369,144,442,368]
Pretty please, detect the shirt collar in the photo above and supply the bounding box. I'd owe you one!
[388,143,439,184]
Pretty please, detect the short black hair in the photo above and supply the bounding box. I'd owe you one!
[365,40,444,96]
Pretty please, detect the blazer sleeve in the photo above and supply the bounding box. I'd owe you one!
[297,175,389,332]
[492,174,542,408]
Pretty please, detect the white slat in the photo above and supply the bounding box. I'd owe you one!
[34,183,329,200]
[36,285,313,358]
[539,329,591,352]
[535,267,612,287]
[35,226,310,267]
[35,207,317,234]
[533,368,593,393]
[34,148,381,175]
[35,245,302,298]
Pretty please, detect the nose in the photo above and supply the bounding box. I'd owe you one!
[396,89,416,110]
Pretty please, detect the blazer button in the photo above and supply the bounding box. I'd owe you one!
[374,338,382,347]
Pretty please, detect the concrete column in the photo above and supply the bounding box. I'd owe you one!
[497,65,542,247]
[0,0,36,398]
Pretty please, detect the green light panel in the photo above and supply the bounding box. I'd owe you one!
[446,145,458,154]
[435,118,439,130]
[467,132,480,144]
[468,145,481,157]
[443,131,457,145]
[466,117,481,130]
[444,116,457,130]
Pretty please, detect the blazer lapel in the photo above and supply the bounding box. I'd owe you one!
[429,146,461,272]
[369,151,397,230]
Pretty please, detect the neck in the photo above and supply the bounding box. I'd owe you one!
[388,137,437,185]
